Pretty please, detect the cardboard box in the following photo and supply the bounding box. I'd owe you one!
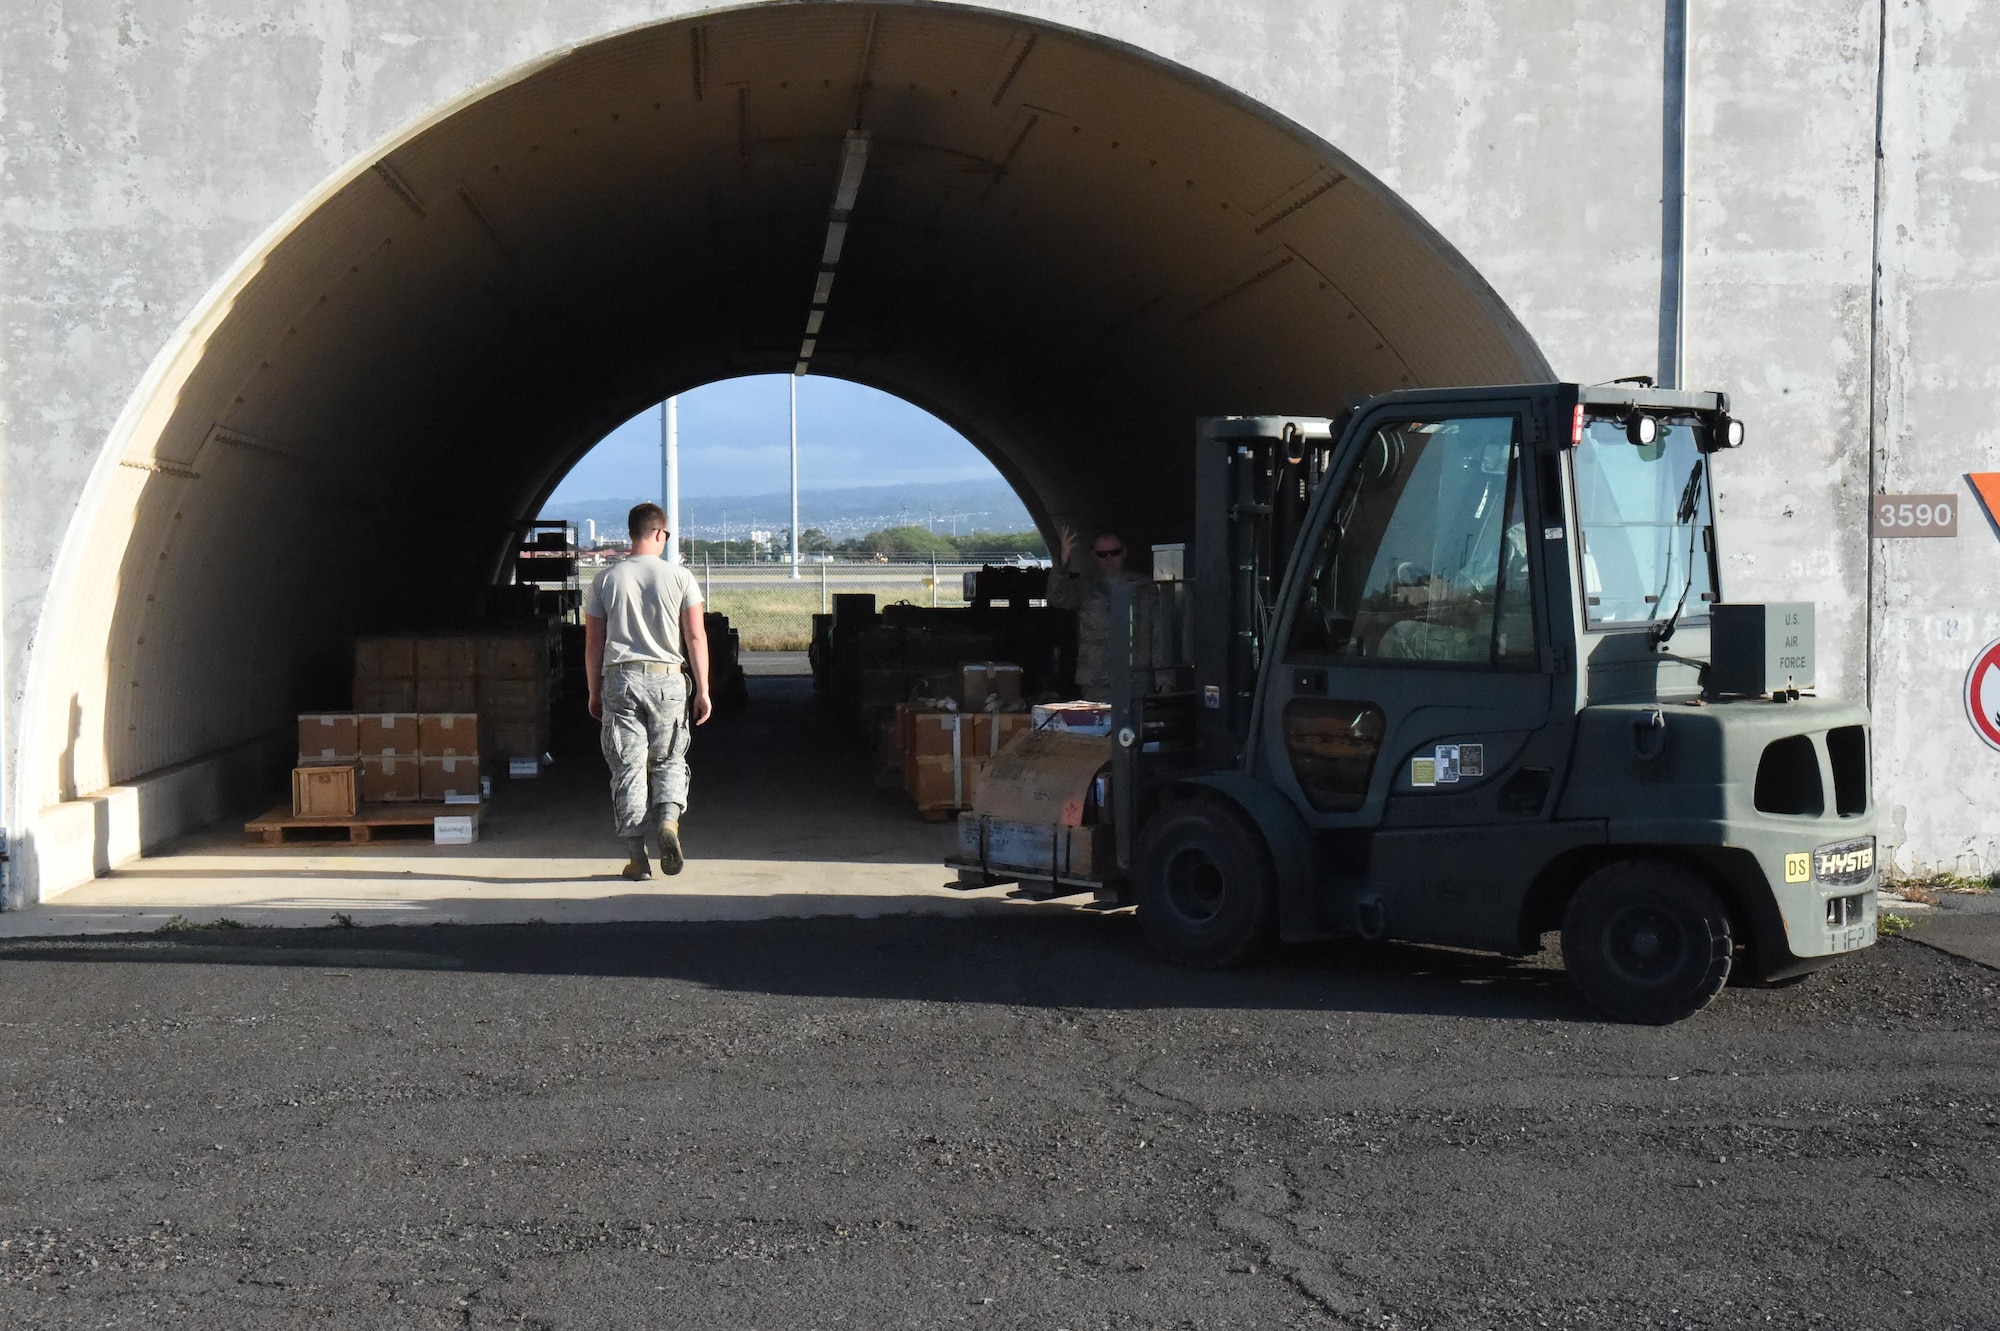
[357,712,421,757]
[355,636,416,680]
[875,709,905,789]
[908,752,962,812]
[477,678,543,718]
[292,763,358,818]
[957,815,1114,881]
[963,754,992,809]
[478,635,544,679]
[359,753,422,802]
[906,710,1031,760]
[974,730,1114,826]
[419,712,480,757]
[354,679,416,712]
[416,636,477,681]
[420,754,482,802]
[489,719,544,759]
[1032,701,1113,737]
[297,713,358,763]
[902,711,1034,814]
[433,814,480,845]
[415,678,477,712]
[960,661,1024,709]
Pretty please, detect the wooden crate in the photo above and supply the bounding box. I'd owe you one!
[291,764,358,819]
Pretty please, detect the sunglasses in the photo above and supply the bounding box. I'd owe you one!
[1094,547,1125,558]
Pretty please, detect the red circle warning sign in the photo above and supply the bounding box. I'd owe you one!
[1969,637,2000,753]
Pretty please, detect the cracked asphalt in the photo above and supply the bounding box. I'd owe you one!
[1,913,1996,1328]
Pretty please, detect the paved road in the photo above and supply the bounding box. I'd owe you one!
[1,916,1995,1328]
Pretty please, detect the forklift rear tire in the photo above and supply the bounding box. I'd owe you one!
[1562,860,1733,1024]
[1134,798,1277,969]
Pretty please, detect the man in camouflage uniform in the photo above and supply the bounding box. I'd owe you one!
[1048,526,1146,701]
[585,503,712,880]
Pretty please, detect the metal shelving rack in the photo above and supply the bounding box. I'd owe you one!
[511,520,582,624]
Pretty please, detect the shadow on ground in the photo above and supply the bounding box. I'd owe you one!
[0,910,1588,1022]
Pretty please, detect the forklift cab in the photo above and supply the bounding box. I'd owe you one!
[1145,384,1875,1023]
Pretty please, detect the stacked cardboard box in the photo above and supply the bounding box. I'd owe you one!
[358,711,422,802]
[353,630,556,764]
[293,710,482,807]
[475,633,552,762]
[293,713,360,817]
[352,639,418,712]
[418,713,482,802]
[415,636,478,712]
[899,706,1034,818]
[886,662,1034,818]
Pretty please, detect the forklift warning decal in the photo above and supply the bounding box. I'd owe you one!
[1968,637,2000,753]
[1411,744,1485,787]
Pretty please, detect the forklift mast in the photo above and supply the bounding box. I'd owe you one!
[1190,416,1343,767]
[1184,415,1344,767]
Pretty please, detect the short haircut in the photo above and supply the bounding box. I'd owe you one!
[628,502,667,542]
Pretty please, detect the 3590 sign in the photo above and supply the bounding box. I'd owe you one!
[1871,493,1957,537]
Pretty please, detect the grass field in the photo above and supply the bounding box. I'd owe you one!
[696,571,972,650]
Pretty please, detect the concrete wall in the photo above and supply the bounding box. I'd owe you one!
[1870,1,2000,876]
[3,0,1995,896]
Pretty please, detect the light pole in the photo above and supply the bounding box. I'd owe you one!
[789,373,800,579]
[661,396,681,563]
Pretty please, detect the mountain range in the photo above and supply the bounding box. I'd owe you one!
[542,478,1037,542]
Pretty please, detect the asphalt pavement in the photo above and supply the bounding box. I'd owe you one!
[1,914,1995,1329]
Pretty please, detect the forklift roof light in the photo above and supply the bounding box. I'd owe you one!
[1725,416,1746,447]
[1571,403,1585,445]
[1625,412,1659,446]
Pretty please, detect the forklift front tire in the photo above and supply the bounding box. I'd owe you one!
[1134,798,1277,969]
[1562,860,1733,1025]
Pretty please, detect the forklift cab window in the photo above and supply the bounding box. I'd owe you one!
[1572,418,1715,629]
[1286,416,1534,668]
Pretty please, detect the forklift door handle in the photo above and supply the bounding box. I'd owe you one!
[1631,708,1668,762]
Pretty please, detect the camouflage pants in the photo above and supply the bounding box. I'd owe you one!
[600,668,691,838]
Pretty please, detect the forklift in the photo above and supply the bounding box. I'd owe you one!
[965,382,1878,1023]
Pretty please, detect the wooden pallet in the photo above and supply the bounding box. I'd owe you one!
[244,801,484,845]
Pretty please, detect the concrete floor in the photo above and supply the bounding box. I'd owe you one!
[4,665,1058,937]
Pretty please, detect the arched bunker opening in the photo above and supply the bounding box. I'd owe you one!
[25,2,1546,896]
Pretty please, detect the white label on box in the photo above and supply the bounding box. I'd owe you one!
[443,792,480,805]
[508,757,540,778]
[434,815,479,844]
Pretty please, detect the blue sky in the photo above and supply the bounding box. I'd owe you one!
[546,375,999,502]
